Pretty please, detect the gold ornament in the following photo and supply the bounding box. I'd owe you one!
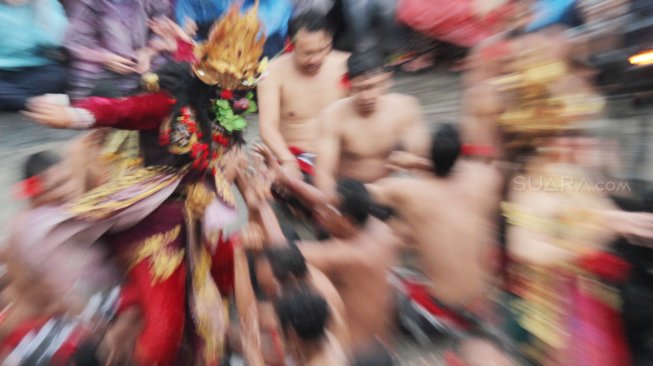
[142,72,160,92]
[129,225,185,284]
[193,1,266,90]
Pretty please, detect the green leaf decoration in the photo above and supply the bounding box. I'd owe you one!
[213,97,249,132]
[245,100,257,114]
[232,116,247,131]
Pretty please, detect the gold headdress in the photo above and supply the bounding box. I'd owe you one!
[492,47,604,139]
[192,1,268,90]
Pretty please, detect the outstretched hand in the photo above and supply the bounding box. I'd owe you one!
[253,143,287,185]
[240,223,265,251]
[608,210,653,248]
[22,97,74,129]
[148,16,193,54]
[386,150,432,172]
[238,151,274,209]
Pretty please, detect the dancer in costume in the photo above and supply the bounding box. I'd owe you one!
[20,4,268,365]
[495,32,647,366]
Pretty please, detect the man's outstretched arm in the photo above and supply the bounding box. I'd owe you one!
[313,112,341,196]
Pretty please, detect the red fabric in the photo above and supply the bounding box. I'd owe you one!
[340,73,351,90]
[220,90,233,100]
[578,252,632,283]
[570,278,631,365]
[117,280,141,314]
[108,202,187,366]
[288,146,314,176]
[283,39,294,53]
[0,317,88,365]
[74,92,174,130]
[51,327,89,365]
[444,351,467,366]
[174,38,197,63]
[130,260,186,366]
[396,0,509,47]
[0,316,50,351]
[403,279,471,329]
[461,144,497,157]
[210,234,236,296]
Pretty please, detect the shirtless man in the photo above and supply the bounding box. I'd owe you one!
[258,11,349,180]
[459,38,513,160]
[368,123,503,309]
[276,287,348,366]
[256,148,399,353]
[314,48,429,195]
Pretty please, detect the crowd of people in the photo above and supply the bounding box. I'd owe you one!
[1,0,652,365]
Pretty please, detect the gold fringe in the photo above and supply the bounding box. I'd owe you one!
[128,225,185,284]
[67,166,183,220]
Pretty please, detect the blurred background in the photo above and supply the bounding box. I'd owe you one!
[1,0,653,364]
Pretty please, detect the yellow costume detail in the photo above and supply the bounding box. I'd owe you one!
[142,72,160,92]
[129,226,185,284]
[191,247,225,363]
[99,130,143,179]
[67,166,184,220]
[192,1,266,89]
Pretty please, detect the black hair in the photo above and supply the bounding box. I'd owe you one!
[157,61,216,147]
[347,48,385,79]
[289,10,333,38]
[430,123,461,177]
[247,251,268,301]
[265,240,308,284]
[275,288,330,342]
[336,178,371,226]
[281,225,301,242]
[23,151,61,180]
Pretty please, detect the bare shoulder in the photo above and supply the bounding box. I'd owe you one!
[387,93,420,106]
[266,53,293,78]
[321,97,352,117]
[386,93,422,116]
[330,50,350,65]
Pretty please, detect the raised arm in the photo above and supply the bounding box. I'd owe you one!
[313,110,341,196]
[234,237,265,366]
[24,92,174,131]
[298,240,365,275]
[255,144,329,210]
[365,177,404,208]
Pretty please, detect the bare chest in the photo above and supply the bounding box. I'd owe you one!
[280,76,342,121]
[340,114,404,159]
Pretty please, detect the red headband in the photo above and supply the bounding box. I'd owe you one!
[14,176,44,200]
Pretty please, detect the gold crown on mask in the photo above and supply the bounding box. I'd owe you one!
[193,1,268,90]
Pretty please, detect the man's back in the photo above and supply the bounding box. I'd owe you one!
[383,161,502,307]
[300,219,399,352]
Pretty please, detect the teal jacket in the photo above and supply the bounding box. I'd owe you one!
[0,0,68,69]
